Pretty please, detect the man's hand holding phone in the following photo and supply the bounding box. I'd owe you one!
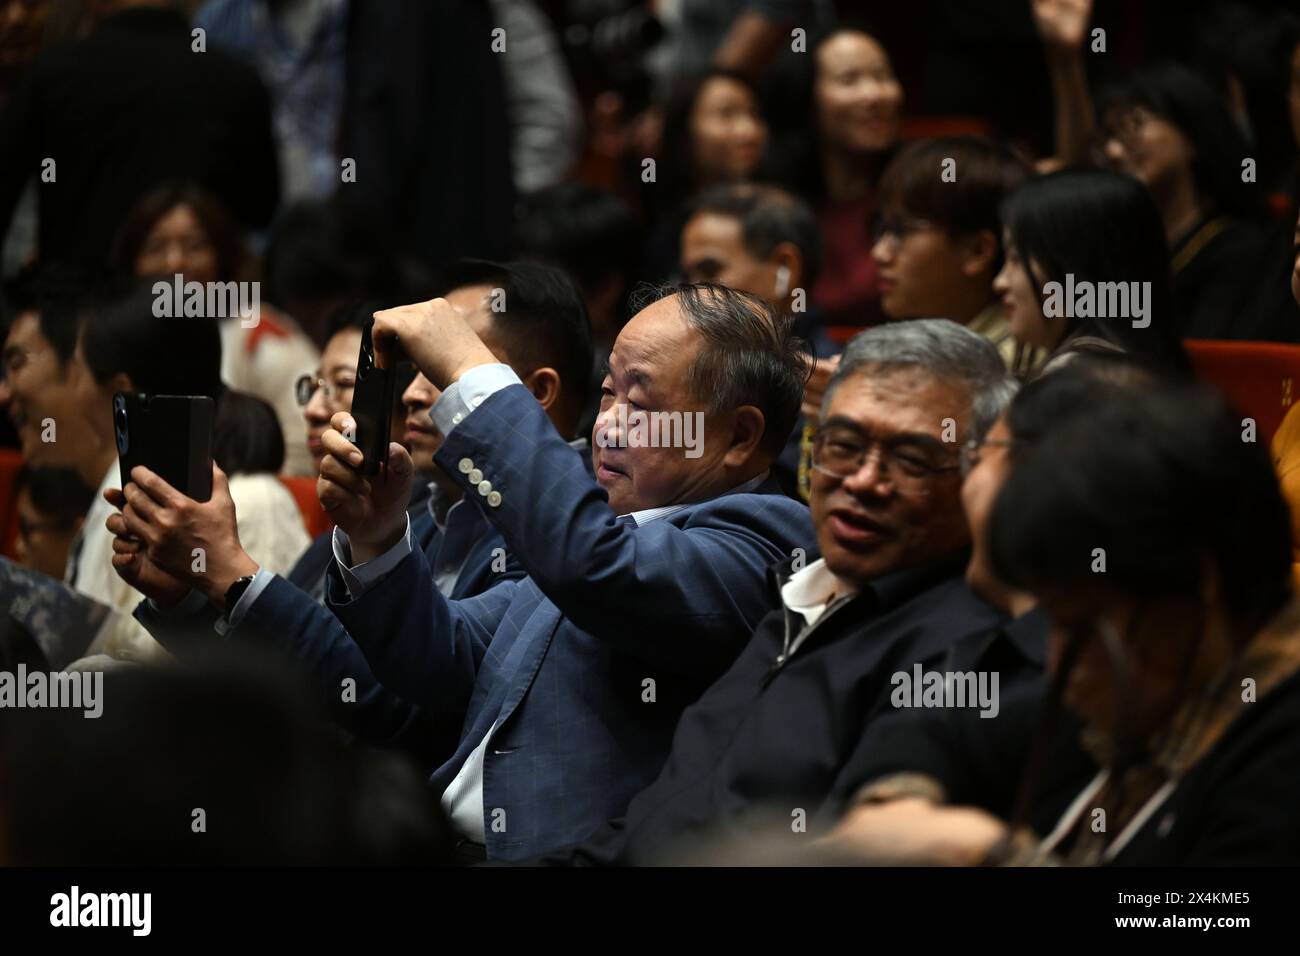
[317,411,414,564]
[108,463,258,610]
[369,297,498,390]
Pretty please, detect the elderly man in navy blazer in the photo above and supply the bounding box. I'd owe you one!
[297,283,811,861]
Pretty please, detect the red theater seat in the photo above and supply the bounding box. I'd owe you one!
[1183,339,1300,444]
[277,475,333,540]
[0,448,23,560]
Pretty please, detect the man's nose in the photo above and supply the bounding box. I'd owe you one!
[840,448,892,495]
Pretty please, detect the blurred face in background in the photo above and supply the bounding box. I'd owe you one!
[15,485,82,579]
[959,415,1015,604]
[0,0,48,77]
[815,31,903,156]
[680,212,795,308]
[133,203,220,285]
[1040,585,1215,742]
[872,208,991,320]
[993,233,1066,351]
[1099,105,1194,206]
[0,313,86,465]
[689,76,767,185]
[301,328,361,470]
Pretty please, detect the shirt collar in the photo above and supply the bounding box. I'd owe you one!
[622,470,770,527]
[780,557,851,620]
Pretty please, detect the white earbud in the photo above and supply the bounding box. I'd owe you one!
[774,265,791,300]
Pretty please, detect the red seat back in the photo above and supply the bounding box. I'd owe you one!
[277,475,333,540]
[1183,339,1300,444]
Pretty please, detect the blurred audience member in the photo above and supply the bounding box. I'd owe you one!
[873,137,1038,375]
[994,168,1187,375]
[263,197,414,346]
[679,181,822,496]
[514,181,641,378]
[0,265,95,467]
[488,0,583,194]
[336,0,513,267]
[0,0,279,271]
[773,26,903,332]
[0,649,453,863]
[1097,63,1296,341]
[114,181,320,475]
[642,68,769,280]
[195,0,348,204]
[13,464,93,579]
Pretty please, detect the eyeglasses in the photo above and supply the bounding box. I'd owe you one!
[959,437,1018,478]
[871,215,938,250]
[810,426,960,487]
[294,374,354,407]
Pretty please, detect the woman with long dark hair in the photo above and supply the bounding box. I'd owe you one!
[1095,63,1296,340]
[768,25,902,333]
[994,167,1187,375]
[640,69,768,281]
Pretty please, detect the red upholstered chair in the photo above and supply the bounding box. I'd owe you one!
[1183,339,1300,444]
[277,475,333,540]
[0,447,23,560]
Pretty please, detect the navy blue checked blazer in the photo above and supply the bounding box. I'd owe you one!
[327,384,814,860]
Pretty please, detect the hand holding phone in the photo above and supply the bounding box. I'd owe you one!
[348,319,398,476]
[114,393,215,501]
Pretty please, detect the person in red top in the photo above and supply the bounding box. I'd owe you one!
[772,26,903,334]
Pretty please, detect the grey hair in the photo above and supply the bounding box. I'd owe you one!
[629,281,810,457]
[823,319,1017,442]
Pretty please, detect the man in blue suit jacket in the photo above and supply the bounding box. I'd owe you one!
[298,282,814,861]
[117,263,594,768]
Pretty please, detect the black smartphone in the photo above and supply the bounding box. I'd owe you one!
[114,393,215,501]
[349,318,397,476]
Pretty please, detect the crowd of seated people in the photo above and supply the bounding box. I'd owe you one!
[2,0,1300,868]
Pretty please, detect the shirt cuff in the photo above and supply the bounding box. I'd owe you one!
[430,363,521,436]
[332,515,414,598]
[217,567,273,634]
[146,587,210,618]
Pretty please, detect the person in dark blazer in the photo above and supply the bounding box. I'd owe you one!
[337,0,514,268]
[549,319,1019,865]
[824,383,1300,866]
[284,282,813,862]
[0,0,279,270]
[116,263,594,771]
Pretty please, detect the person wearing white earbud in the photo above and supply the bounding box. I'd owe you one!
[680,183,830,499]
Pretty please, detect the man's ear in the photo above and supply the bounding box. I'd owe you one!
[522,367,561,412]
[722,405,767,467]
[109,372,133,395]
[769,242,804,294]
[960,230,1000,279]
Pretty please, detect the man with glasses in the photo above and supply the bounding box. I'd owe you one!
[546,318,1016,865]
